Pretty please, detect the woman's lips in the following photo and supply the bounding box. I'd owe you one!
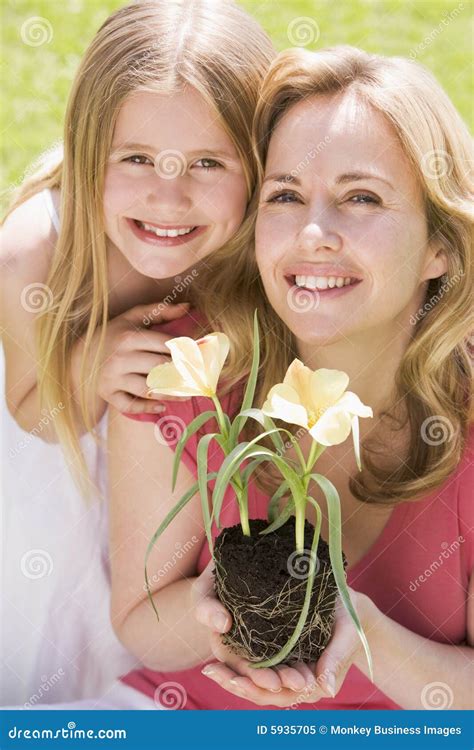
[127,218,206,246]
[284,275,362,301]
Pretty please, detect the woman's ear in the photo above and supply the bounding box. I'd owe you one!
[421,241,448,282]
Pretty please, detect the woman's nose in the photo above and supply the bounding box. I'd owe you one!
[299,218,342,253]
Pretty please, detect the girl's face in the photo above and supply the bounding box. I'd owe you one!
[255,92,447,349]
[104,87,248,279]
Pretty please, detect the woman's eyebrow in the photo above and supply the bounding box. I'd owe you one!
[262,172,394,189]
[336,171,394,188]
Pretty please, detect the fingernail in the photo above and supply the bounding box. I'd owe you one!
[201,665,214,676]
[325,673,336,698]
[152,404,165,412]
[213,614,228,632]
[269,687,282,693]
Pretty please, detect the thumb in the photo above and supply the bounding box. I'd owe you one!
[192,560,232,634]
[126,301,190,327]
[315,598,359,698]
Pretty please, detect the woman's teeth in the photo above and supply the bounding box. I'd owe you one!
[137,221,195,237]
[294,275,355,290]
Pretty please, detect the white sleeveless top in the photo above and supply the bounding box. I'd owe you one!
[1,191,136,705]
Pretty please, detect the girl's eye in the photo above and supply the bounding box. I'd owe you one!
[194,158,222,170]
[267,191,300,204]
[347,193,380,205]
[123,155,153,165]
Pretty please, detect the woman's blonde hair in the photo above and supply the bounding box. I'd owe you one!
[5,0,275,496]
[197,46,473,505]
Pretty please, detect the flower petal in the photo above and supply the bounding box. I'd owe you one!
[146,361,203,397]
[166,337,209,393]
[197,333,230,393]
[282,359,314,407]
[309,406,352,445]
[262,383,309,428]
[334,391,373,418]
[309,369,349,411]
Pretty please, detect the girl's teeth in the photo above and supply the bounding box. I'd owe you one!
[294,275,356,290]
[140,222,195,237]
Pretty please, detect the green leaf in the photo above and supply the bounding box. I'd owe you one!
[252,496,322,669]
[262,493,295,534]
[229,311,260,446]
[144,473,216,621]
[310,472,373,681]
[171,410,217,491]
[267,480,289,523]
[197,434,220,556]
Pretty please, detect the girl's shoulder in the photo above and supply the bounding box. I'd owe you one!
[1,189,58,275]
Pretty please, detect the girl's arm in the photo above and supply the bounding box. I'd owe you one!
[0,192,69,441]
[107,406,220,671]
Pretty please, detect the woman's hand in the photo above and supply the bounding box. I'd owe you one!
[81,301,190,415]
[193,562,374,707]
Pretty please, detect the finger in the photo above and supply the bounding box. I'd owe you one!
[274,663,308,692]
[121,352,172,375]
[203,668,297,708]
[314,601,359,698]
[208,634,282,692]
[110,392,166,415]
[291,661,319,690]
[126,301,190,327]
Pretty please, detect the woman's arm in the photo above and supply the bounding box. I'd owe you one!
[351,572,474,710]
[107,405,221,671]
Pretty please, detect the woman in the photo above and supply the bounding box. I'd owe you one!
[108,46,473,709]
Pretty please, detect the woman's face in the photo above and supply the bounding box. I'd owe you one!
[104,87,248,279]
[255,92,447,349]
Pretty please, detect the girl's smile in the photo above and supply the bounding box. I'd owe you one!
[127,219,207,247]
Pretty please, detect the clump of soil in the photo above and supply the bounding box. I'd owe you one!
[213,517,346,665]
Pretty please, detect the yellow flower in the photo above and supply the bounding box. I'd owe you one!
[146,333,229,398]
[262,359,373,459]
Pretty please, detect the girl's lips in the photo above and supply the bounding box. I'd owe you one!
[284,275,363,300]
[127,218,206,246]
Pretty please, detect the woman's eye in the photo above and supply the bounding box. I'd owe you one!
[194,158,222,170]
[347,193,380,205]
[267,191,300,204]
[123,155,153,165]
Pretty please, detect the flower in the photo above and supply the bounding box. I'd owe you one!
[261,360,373,463]
[147,333,229,398]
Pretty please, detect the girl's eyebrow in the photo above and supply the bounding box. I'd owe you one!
[262,171,394,188]
[110,142,236,159]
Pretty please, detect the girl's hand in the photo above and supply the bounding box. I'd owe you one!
[194,563,372,706]
[93,301,190,414]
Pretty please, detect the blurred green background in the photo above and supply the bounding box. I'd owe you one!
[1,0,472,212]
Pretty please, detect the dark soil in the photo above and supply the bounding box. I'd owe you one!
[213,517,346,665]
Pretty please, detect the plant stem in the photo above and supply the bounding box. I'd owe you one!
[211,395,228,440]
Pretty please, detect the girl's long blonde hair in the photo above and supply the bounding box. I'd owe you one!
[197,46,473,506]
[5,0,275,496]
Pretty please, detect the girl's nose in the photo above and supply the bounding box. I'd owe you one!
[145,173,192,214]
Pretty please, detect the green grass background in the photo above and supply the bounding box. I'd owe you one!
[1,0,472,211]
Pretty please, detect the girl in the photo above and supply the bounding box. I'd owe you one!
[108,45,473,710]
[0,0,274,703]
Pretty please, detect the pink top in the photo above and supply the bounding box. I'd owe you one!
[121,312,474,710]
